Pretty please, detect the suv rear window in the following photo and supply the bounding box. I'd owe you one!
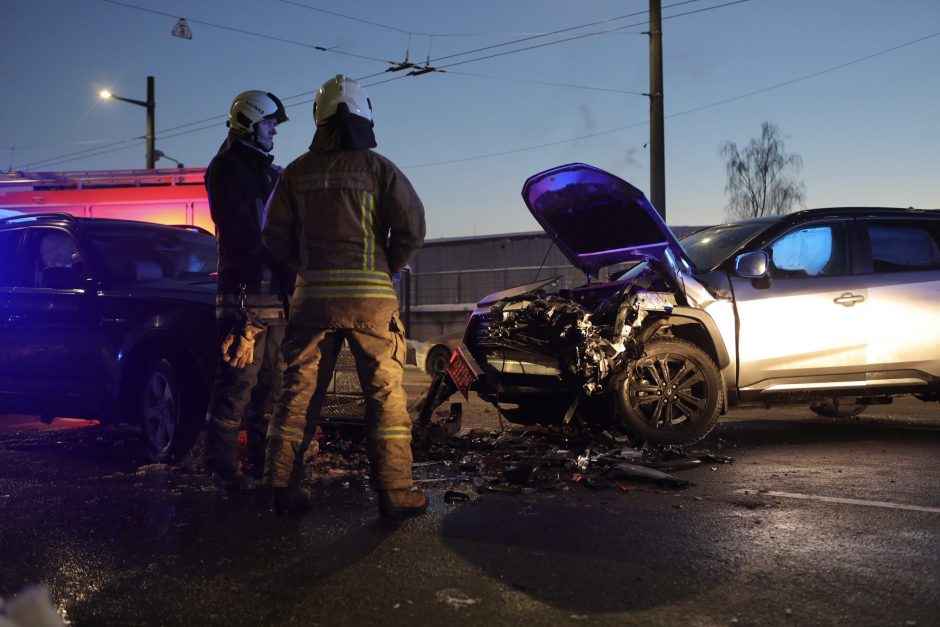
[868,221,940,272]
[83,223,217,283]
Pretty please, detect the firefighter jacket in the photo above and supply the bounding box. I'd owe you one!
[205,135,292,321]
[262,128,426,329]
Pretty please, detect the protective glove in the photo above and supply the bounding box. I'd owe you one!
[221,309,267,369]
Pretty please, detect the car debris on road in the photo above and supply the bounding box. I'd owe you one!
[235,416,733,501]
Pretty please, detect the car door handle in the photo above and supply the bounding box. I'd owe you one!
[100,317,127,326]
[6,314,27,324]
[833,292,865,307]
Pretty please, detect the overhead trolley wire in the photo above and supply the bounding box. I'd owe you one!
[17,4,932,170]
[403,29,940,169]
[98,0,388,63]
[431,0,752,70]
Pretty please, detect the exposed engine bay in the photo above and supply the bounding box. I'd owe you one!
[474,268,680,399]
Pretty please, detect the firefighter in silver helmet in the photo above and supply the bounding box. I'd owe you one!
[262,75,427,519]
[203,90,293,490]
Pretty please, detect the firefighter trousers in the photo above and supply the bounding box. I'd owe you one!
[205,315,287,477]
[265,317,414,490]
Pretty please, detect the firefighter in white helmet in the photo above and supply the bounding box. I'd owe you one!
[262,75,427,519]
[203,90,294,491]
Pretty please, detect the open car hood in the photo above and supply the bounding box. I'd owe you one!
[522,163,693,278]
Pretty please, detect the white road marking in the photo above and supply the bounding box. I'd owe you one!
[734,489,940,514]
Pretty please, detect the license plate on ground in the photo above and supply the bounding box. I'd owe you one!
[445,343,483,399]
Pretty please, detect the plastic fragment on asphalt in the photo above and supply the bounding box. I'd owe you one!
[135,463,169,475]
[617,447,644,461]
[434,588,481,609]
[503,463,537,485]
[444,490,471,503]
[603,463,693,487]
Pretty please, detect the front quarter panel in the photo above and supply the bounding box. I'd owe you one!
[97,289,217,416]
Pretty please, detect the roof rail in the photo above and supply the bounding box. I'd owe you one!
[0,212,78,225]
[170,224,213,236]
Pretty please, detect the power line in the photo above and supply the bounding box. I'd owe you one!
[16,1,704,169]
[277,0,419,36]
[444,71,647,95]
[433,0,752,70]
[403,30,940,169]
[664,30,940,118]
[98,0,388,63]
[21,27,935,170]
[403,120,650,169]
[16,85,357,170]
[14,76,388,170]
[23,138,149,170]
[17,136,148,170]
[426,0,704,65]
[276,0,641,38]
[19,4,927,171]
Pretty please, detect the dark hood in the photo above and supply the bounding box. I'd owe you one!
[310,109,377,153]
[521,163,693,278]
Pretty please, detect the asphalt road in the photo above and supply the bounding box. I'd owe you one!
[0,369,938,627]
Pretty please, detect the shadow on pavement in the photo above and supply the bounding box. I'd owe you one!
[438,493,733,614]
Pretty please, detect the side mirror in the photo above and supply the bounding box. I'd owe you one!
[735,251,769,278]
[735,251,772,289]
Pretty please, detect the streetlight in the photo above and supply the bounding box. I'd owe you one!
[153,150,184,168]
[100,75,155,169]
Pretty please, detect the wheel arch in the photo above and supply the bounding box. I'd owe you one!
[662,307,730,371]
[637,308,731,413]
[118,334,211,419]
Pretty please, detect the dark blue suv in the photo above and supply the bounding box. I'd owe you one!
[0,213,218,460]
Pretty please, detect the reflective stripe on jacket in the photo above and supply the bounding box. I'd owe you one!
[262,144,425,328]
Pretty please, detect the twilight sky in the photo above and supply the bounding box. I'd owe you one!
[2,0,938,238]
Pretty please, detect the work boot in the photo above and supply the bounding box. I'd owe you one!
[245,455,265,482]
[273,486,312,517]
[211,469,256,493]
[378,488,428,521]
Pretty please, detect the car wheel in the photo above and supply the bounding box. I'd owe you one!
[425,345,453,376]
[130,356,199,462]
[613,338,722,445]
[809,397,866,419]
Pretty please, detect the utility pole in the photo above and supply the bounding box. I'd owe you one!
[648,0,666,218]
[145,76,155,169]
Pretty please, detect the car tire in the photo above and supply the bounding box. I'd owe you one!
[612,338,722,445]
[425,345,452,376]
[809,397,866,419]
[129,356,200,462]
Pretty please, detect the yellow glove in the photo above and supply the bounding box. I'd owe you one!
[221,314,267,369]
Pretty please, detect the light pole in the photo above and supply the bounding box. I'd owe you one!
[100,75,155,169]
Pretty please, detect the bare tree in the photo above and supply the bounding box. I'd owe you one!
[720,122,806,220]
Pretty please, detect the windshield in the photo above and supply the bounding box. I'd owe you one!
[680,220,774,271]
[83,222,217,283]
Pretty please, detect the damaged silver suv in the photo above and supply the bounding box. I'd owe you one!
[419,163,940,445]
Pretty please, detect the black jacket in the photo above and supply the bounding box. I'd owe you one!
[205,136,292,319]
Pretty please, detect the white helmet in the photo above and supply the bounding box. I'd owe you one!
[227,90,288,133]
[313,75,372,126]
